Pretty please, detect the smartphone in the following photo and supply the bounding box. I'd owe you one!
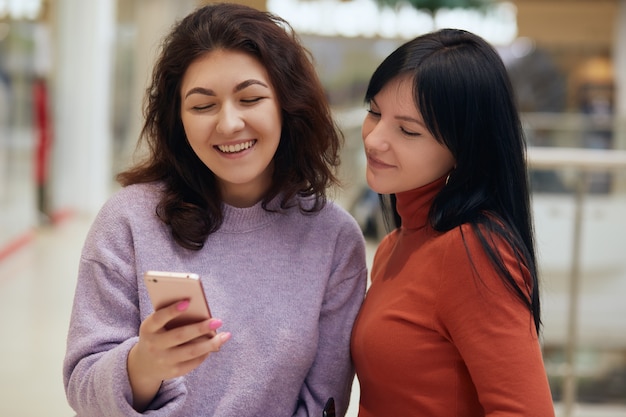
[143,270,212,329]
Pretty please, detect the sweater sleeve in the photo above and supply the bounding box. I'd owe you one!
[434,225,555,417]
[293,218,368,417]
[63,194,187,416]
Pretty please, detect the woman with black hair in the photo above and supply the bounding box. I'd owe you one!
[350,29,555,416]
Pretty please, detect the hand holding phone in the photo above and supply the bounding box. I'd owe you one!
[130,271,227,412]
[143,270,212,330]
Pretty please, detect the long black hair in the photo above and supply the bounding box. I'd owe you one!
[366,29,541,333]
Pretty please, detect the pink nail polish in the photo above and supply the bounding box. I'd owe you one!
[176,300,190,311]
[209,319,223,330]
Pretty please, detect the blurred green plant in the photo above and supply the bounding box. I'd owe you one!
[374,0,494,13]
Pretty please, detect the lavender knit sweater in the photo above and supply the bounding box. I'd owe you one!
[63,182,367,417]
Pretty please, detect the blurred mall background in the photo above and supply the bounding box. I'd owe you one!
[1,0,626,416]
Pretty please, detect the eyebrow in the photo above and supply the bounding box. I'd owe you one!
[184,79,269,99]
[396,115,424,126]
[372,98,425,126]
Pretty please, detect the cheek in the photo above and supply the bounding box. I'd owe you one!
[421,147,455,177]
[435,144,456,170]
[269,109,283,137]
[182,116,211,145]
[266,116,283,139]
[251,105,281,137]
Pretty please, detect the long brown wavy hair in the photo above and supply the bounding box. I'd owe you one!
[117,3,342,250]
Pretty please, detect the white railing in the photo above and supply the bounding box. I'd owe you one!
[527,147,626,417]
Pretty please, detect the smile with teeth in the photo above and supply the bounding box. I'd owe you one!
[216,140,257,154]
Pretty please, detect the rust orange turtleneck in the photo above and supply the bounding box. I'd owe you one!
[350,176,555,417]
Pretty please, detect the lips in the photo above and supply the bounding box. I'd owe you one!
[367,153,394,169]
[216,139,257,154]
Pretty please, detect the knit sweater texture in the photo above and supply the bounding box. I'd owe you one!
[350,176,555,416]
[63,182,367,417]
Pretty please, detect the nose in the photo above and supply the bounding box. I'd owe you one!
[362,119,389,152]
[216,103,245,135]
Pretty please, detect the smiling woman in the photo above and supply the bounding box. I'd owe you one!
[180,50,282,207]
[62,4,367,417]
[361,74,455,195]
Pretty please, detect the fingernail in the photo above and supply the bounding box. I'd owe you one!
[208,319,223,330]
[176,300,190,311]
[220,332,232,342]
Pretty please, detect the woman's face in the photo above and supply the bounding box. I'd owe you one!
[180,49,282,207]
[361,76,455,195]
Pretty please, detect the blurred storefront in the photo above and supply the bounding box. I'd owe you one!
[2,0,625,242]
[0,0,198,257]
[0,1,50,257]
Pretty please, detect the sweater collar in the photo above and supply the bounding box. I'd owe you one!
[219,193,296,233]
[395,176,447,230]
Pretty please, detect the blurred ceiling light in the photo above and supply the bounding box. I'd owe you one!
[268,0,517,45]
[0,0,42,20]
[510,36,535,59]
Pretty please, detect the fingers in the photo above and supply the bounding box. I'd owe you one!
[144,299,217,337]
[135,299,232,380]
[177,330,232,360]
[149,324,232,380]
[170,332,232,375]
[168,319,231,353]
[146,299,194,333]
[141,300,227,350]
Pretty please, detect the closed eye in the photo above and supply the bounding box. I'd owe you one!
[366,108,381,118]
[401,127,421,137]
[192,104,215,111]
[241,97,265,104]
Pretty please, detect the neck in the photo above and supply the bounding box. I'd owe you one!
[395,176,447,230]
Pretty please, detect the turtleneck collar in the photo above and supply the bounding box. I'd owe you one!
[395,175,447,230]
